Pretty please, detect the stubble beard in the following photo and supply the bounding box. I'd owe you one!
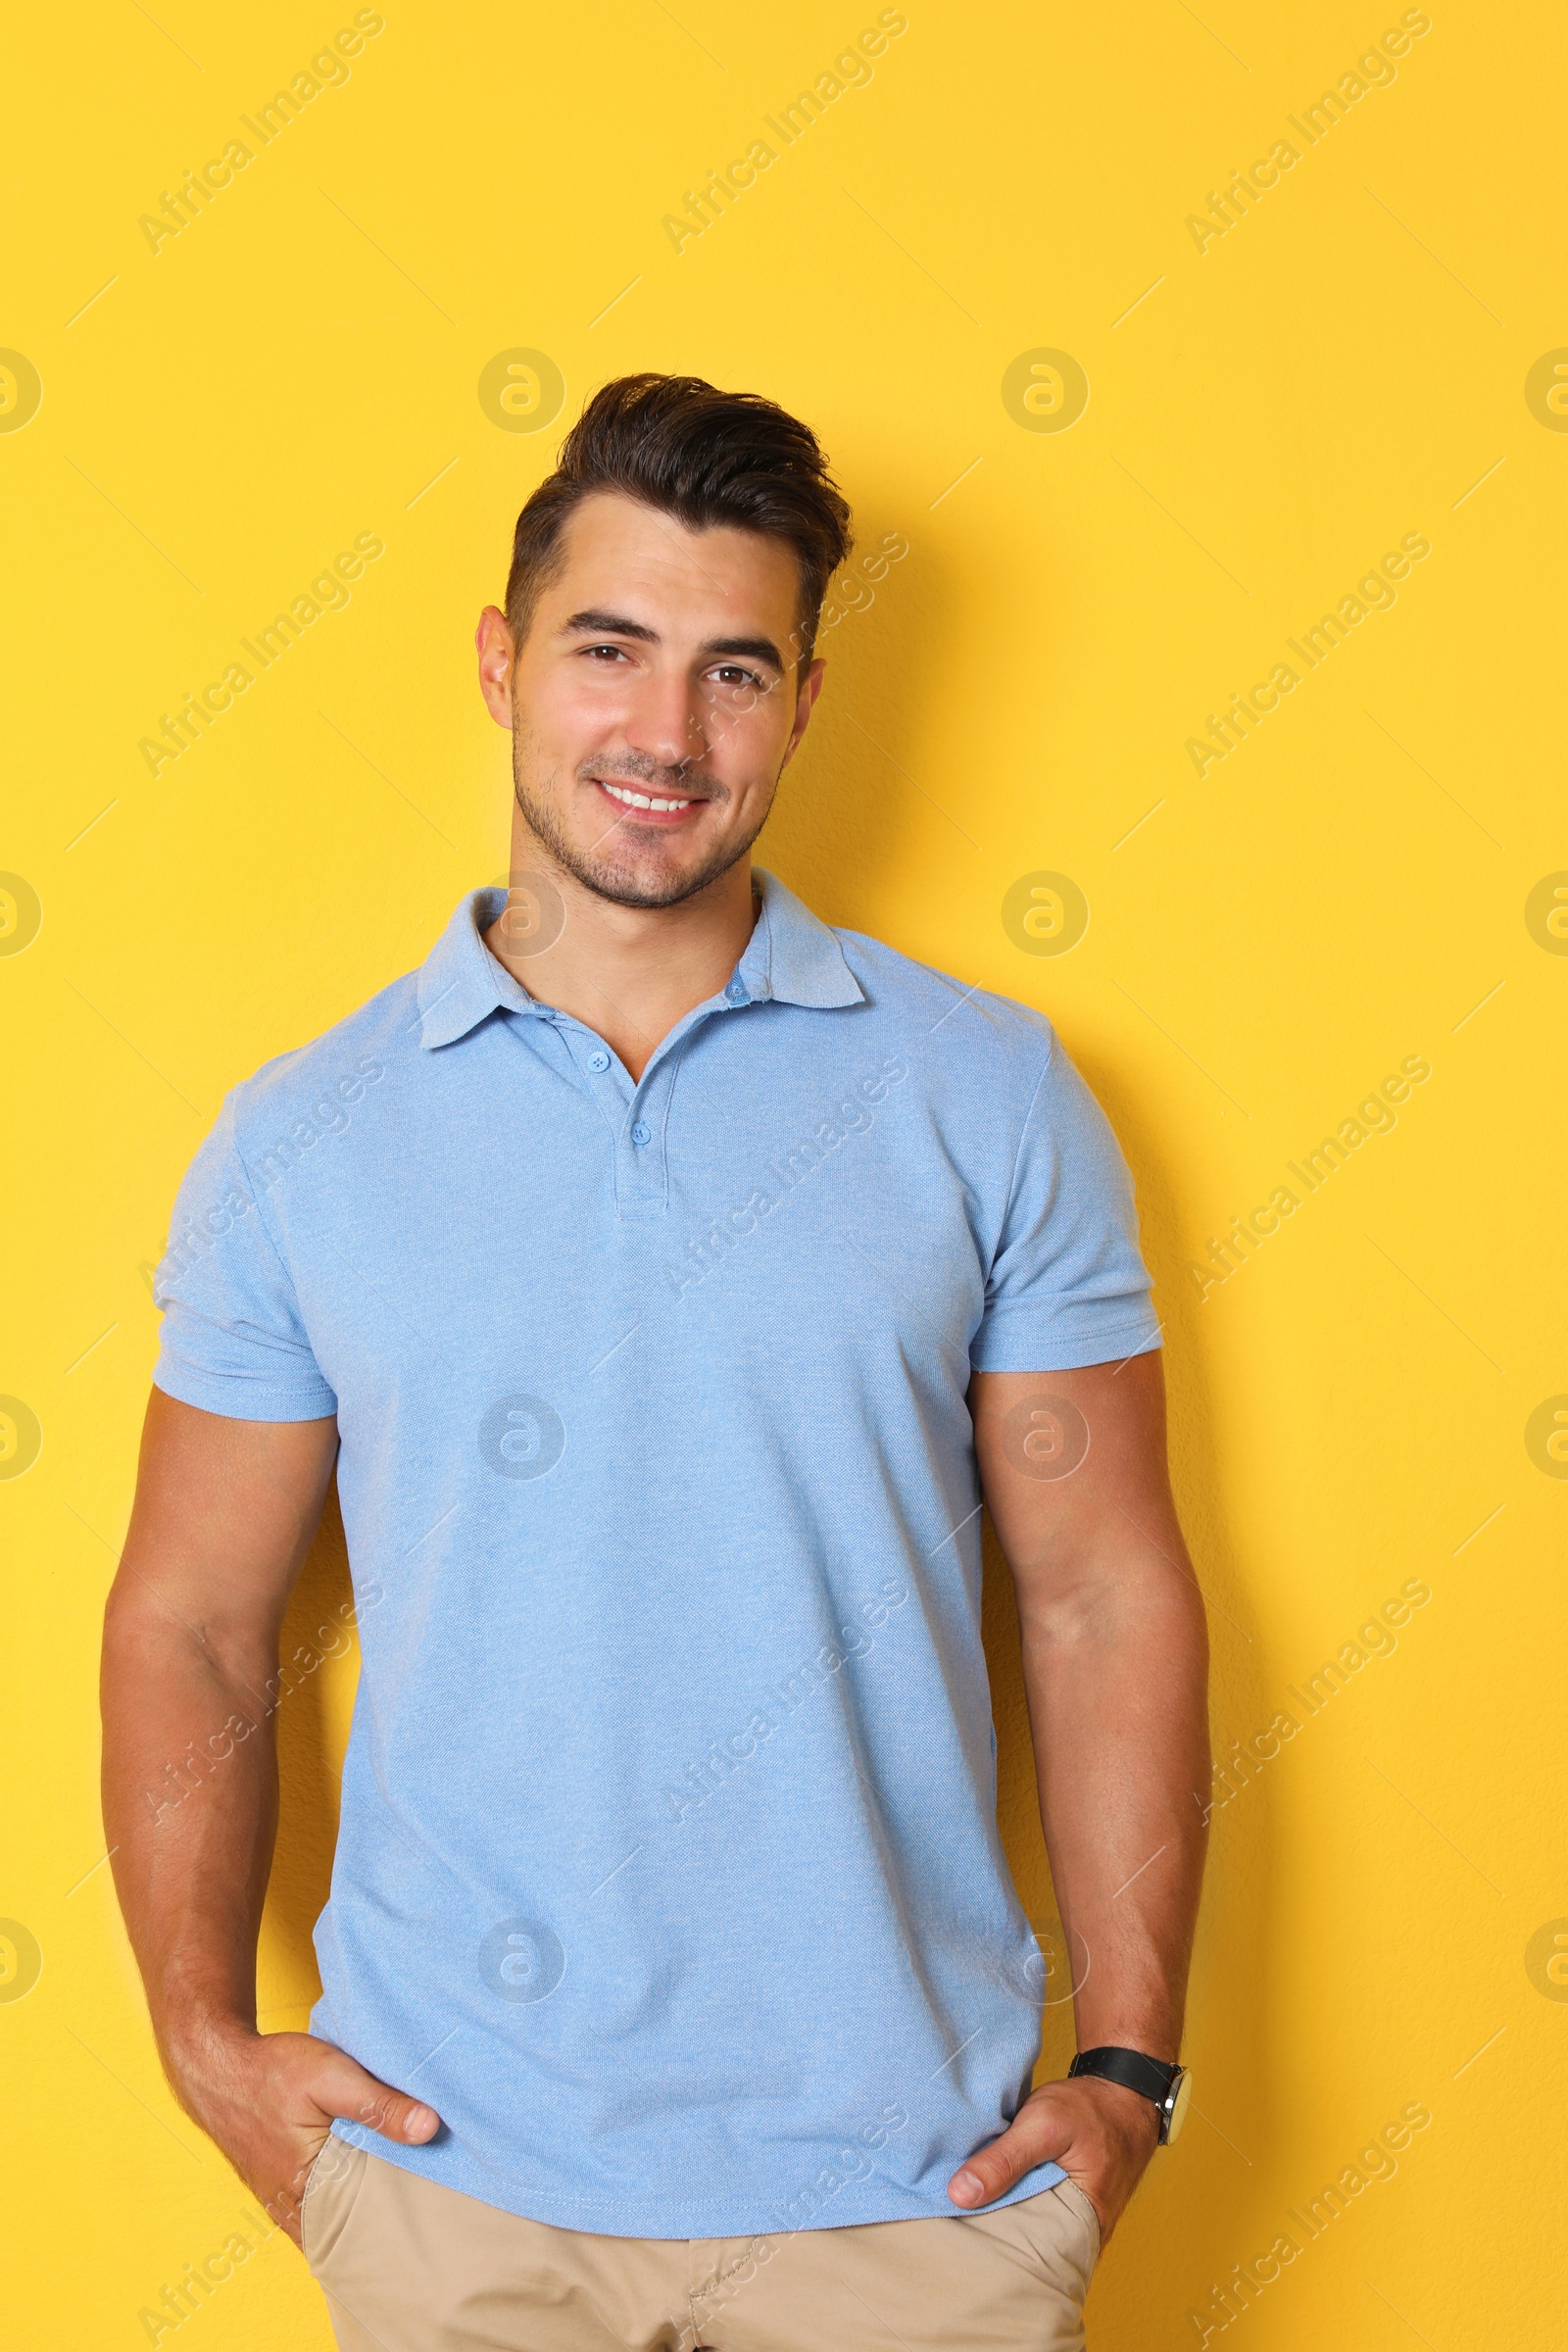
[509,729,780,912]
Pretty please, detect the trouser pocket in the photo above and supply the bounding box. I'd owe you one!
[302,2135,368,2274]
[996,2179,1100,2296]
[1056,2179,1102,2269]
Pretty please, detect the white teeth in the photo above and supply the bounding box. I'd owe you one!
[600,780,692,812]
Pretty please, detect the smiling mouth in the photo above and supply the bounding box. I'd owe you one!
[594,777,704,819]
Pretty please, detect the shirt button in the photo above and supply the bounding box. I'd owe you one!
[630,1120,651,1146]
[724,977,749,1005]
[586,1050,611,1072]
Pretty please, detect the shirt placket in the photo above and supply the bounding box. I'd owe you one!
[618,1054,673,1212]
[563,968,759,1220]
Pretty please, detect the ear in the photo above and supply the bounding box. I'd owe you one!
[780,657,826,770]
[476,606,517,729]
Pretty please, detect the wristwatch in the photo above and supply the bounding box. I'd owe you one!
[1068,2046,1190,2144]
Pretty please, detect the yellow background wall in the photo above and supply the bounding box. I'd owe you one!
[3,1,1563,2342]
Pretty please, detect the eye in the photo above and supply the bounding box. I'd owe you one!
[710,663,766,690]
[581,643,631,662]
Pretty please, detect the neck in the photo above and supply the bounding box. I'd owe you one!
[482,815,760,1082]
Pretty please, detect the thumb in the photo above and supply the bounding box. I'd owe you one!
[948,2095,1070,2210]
[317,2050,441,2144]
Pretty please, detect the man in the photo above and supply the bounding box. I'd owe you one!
[103,373,1208,2352]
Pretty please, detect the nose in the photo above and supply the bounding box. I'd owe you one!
[622,666,710,773]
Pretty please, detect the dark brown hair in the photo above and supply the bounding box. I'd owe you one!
[504,373,854,669]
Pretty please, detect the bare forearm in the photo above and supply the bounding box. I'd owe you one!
[959,1353,1209,2225]
[102,1611,281,2066]
[94,1396,436,2240]
[1020,1562,1208,2058]
[101,1600,440,2240]
[100,1395,340,2067]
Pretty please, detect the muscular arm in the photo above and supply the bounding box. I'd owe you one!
[101,1390,438,2242]
[947,1351,1209,2239]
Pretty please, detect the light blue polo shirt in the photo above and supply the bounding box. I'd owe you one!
[153,871,1161,2239]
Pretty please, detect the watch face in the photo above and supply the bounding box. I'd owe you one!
[1164,2069,1192,2143]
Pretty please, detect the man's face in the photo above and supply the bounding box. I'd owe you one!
[476,491,823,909]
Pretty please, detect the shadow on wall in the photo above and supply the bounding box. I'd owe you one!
[757,481,941,929]
[1000,1041,1278,2347]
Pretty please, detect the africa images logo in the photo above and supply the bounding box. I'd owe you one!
[478,1395,566,1481]
[478,1919,566,2003]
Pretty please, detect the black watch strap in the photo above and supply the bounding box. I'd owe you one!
[1068,2045,1180,2105]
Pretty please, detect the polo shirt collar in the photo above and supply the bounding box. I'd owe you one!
[415,867,861,1050]
[740,869,864,1009]
[415,886,539,1049]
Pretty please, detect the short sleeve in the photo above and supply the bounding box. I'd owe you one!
[151,1093,338,1422]
[970,1040,1162,1373]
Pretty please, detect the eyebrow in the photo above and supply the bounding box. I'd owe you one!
[558,609,786,675]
